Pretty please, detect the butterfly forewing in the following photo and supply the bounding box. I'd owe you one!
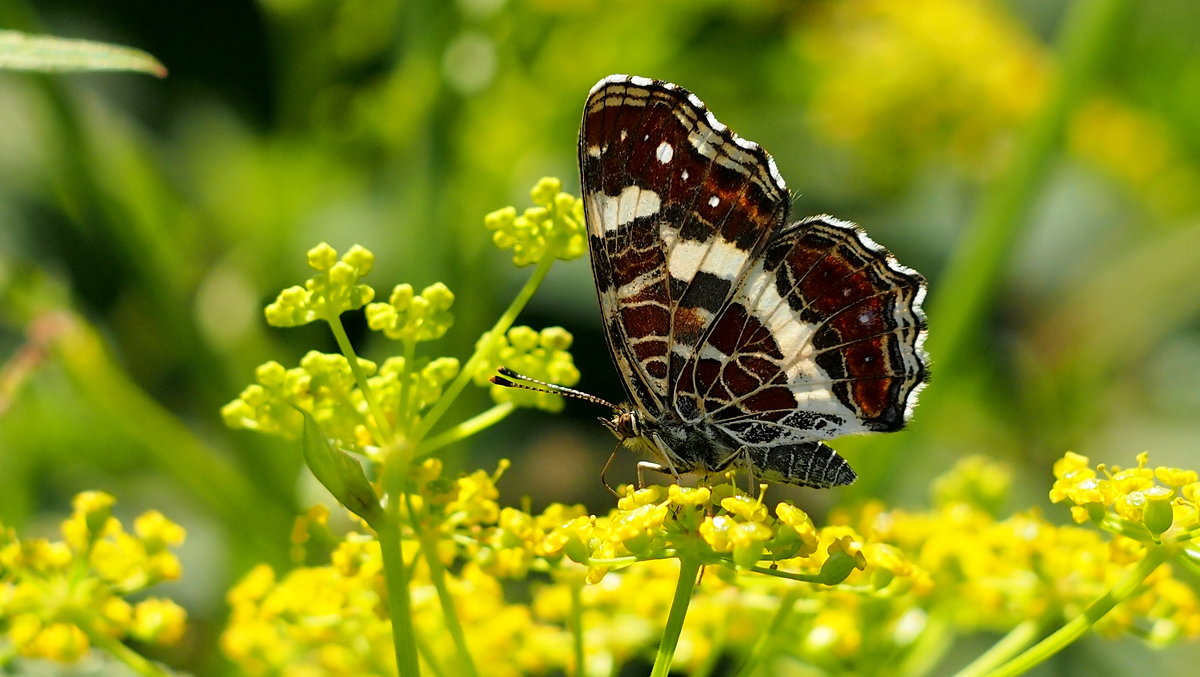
[579,74,929,488]
[580,76,790,412]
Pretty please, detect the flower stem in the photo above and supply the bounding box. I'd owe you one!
[747,564,825,584]
[568,573,587,677]
[980,547,1166,677]
[378,509,422,677]
[407,494,479,677]
[417,402,514,457]
[397,337,418,436]
[413,254,556,442]
[328,316,395,443]
[649,557,702,677]
[78,620,171,677]
[950,618,1044,677]
[732,588,800,677]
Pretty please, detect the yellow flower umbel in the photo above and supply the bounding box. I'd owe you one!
[223,179,587,462]
[0,492,187,669]
[473,326,580,412]
[222,179,588,677]
[1046,452,1200,642]
[484,177,586,267]
[219,448,1200,677]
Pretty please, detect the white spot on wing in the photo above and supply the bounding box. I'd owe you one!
[656,141,674,164]
[708,196,720,207]
[588,186,662,232]
[586,145,601,158]
[665,232,747,283]
[620,130,628,142]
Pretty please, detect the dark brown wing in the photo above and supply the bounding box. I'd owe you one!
[579,74,790,417]
[676,216,928,447]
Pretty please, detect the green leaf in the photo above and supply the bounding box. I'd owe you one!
[298,408,382,526]
[0,30,167,77]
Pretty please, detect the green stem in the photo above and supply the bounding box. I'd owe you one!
[417,403,514,457]
[648,557,702,677]
[1175,551,1200,578]
[746,564,825,584]
[397,337,418,436]
[64,612,169,677]
[407,494,480,677]
[569,574,587,677]
[950,618,1044,677]
[1168,526,1200,543]
[732,588,800,677]
[892,610,953,677]
[413,633,447,677]
[413,255,556,442]
[328,316,395,443]
[923,0,1133,383]
[378,510,422,677]
[981,548,1166,677]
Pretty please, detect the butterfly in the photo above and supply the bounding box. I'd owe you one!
[499,75,928,489]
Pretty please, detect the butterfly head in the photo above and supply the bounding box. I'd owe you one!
[599,406,642,440]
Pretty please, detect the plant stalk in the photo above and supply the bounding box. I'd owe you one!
[329,317,396,443]
[980,548,1166,677]
[378,510,422,676]
[413,254,556,442]
[648,557,702,677]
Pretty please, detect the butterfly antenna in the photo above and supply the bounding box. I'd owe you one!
[490,366,620,412]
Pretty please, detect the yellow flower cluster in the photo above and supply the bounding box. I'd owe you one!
[222,539,397,677]
[472,325,581,412]
[1050,449,1200,642]
[226,465,583,677]
[832,453,1200,643]
[365,282,455,343]
[484,177,586,267]
[224,460,937,675]
[222,452,1200,675]
[222,350,460,452]
[0,492,187,662]
[265,243,376,327]
[1051,451,1198,540]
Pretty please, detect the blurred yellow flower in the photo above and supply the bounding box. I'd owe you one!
[799,0,1199,216]
[0,492,188,663]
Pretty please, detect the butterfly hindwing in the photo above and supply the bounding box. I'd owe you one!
[678,216,927,439]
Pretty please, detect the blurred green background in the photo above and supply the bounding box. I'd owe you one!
[2,0,1199,674]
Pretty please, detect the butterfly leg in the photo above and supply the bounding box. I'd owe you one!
[600,440,624,497]
[636,461,670,489]
[713,446,757,492]
[644,433,686,488]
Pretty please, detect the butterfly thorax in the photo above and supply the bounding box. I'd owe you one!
[603,405,735,476]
